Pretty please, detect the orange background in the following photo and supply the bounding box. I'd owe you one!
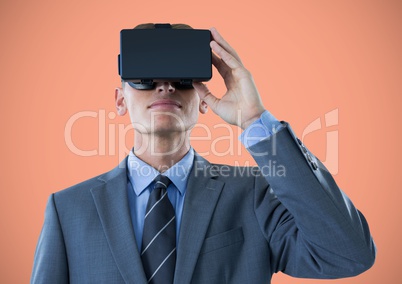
[1,0,401,283]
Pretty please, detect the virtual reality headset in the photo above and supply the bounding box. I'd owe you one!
[118,24,212,90]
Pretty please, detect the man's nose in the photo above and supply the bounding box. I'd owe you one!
[157,82,175,93]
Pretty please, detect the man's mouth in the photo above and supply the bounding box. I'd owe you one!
[149,99,182,109]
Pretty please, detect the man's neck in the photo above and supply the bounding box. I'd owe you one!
[133,131,191,173]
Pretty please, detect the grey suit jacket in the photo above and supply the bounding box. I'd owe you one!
[31,123,376,283]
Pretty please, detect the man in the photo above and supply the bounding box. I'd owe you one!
[31,24,376,283]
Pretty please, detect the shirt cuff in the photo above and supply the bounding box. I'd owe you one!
[239,110,284,148]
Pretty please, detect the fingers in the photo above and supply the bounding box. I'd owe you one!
[209,27,242,64]
[192,82,220,113]
[211,52,230,78]
[210,40,242,70]
[210,28,243,72]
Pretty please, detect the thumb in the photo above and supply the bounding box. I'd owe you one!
[193,82,220,113]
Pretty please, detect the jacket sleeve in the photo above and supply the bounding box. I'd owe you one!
[31,194,69,284]
[249,122,376,278]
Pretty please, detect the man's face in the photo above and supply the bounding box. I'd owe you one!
[115,81,207,136]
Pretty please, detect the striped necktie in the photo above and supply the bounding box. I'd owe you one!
[141,175,176,283]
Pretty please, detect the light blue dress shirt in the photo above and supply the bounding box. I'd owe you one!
[239,110,284,148]
[127,149,194,252]
[126,110,283,251]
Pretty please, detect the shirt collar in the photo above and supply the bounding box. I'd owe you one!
[127,148,194,197]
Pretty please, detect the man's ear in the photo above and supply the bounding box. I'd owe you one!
[115,87,127,116]
[199,99,208,114]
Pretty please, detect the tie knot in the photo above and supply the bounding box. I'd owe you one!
[154,175,171,190]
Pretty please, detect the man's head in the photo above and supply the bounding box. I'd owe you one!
[115,23,208,138]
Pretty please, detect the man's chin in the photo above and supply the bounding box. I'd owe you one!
[151,125,188,135]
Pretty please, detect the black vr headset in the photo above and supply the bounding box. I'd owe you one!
[118,23,212,90]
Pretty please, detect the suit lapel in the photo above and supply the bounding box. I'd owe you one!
[90,158,147,284]
[174,154,225,284]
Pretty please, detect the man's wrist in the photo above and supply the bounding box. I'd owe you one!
[239,110,284,148]
[241,110,266,130]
